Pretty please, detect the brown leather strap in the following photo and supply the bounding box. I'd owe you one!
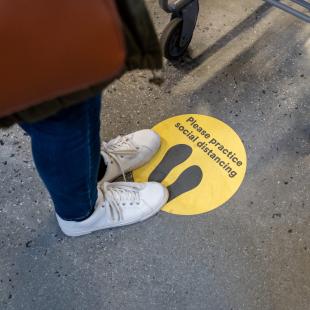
[0,0,125,117]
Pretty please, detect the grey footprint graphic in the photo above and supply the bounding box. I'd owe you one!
[149,144,192,183]
[167,165,203,202]
[148,144,203,202]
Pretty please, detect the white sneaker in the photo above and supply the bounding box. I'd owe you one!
[56,181,169,237]
[101,129,160,182]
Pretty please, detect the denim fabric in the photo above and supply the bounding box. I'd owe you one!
[20,95,105,221]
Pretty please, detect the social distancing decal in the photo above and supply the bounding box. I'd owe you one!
[133,114,247,215]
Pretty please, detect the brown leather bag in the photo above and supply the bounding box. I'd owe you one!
[0,0,126,117]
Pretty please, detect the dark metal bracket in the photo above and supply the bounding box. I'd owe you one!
[159,0,199,48]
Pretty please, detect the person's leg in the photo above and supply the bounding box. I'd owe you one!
[20,94,169,237]
[20,95,104,221]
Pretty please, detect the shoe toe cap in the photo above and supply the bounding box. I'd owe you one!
[140,182,169,210]
[132,129,160,152]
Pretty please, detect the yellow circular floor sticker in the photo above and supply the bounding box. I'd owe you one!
[133,114,247,215]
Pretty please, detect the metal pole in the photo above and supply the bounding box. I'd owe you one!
[264,0,310,22]
[290,0,310,11]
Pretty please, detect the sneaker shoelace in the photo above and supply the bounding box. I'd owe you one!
[101,135,139,181]
[103,183,141,221]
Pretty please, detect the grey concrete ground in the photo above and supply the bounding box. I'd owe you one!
[1,1,309,309]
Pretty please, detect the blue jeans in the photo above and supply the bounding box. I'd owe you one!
[20,95,106,221]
